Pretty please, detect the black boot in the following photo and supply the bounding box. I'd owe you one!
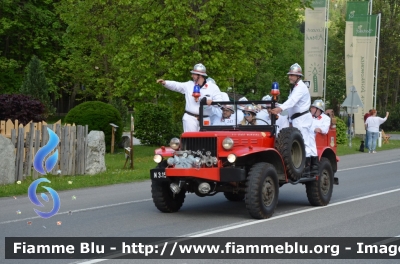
[310,156,320,177]
[303,157,311,178]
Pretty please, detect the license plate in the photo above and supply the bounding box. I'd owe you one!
[150,169,167,180]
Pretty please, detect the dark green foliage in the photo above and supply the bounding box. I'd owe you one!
[0,94,46,125]
[109,98,129,130]
[135,103,181,146]
[20,55,55,117]
[335,118,347,145]
[380,105,400,131]
[65,101,123,152]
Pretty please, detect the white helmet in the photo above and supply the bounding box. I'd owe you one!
[221,105,235,113]
[238,97,248,101]
[287,63,303,76]
[206,77,216,84]
[242,105,258,115]
[262,95,272,101]
[311,99,325,112]
[190,63,207,76]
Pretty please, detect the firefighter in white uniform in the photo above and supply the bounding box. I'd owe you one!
[157,63,222,132]
[212,105,236,126]
[270,63,318,177]
[310,99,331,135]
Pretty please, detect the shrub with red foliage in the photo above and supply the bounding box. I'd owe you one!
[0,94,46,125]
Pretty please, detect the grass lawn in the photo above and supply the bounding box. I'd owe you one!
[337,136,400,156]
[0,146,155,198]
[2,138,400,198]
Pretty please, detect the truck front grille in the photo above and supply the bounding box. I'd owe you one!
[180,137,217,157]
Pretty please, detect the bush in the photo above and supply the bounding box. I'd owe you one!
[0,94,46,125]
[335,118,347,145]
[135,103,181,146]
[65,101,123,152]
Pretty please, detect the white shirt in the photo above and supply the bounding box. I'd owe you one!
[365,116,387,133]
[312,113,331,134]
[276,114,289,134]
[212,114,237,126]
[164,80,222,116]
[256,109,271,124]
[279,80,311,121]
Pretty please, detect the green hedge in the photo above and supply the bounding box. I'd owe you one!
[65,101,122,152]
[335,118,347,145]
[134,103,181,146]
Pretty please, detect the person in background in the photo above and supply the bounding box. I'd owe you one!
[365,110,389,153]
[364,109,373,152]
[347,113,354,136]
[157,63,222,132]
[260,95,289,134]
[270,63,318,177]
[257,95,272,123]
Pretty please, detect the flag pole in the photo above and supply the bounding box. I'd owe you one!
[323,0,329,102]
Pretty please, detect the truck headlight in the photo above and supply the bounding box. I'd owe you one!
[169,138,180,150]
[222,137,234,150]
[227,154,236,163]
[153,154,163,163]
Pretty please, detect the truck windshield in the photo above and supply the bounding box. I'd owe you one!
[199,99,278,133]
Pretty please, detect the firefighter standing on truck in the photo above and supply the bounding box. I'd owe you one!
[157,63,222,132]
[270,63,319,177]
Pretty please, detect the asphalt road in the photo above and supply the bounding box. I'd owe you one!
[1,149,400,264]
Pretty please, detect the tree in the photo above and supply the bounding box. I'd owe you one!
[20,55,55,117]
[325,0,347,114]
[0,0,65,95]
[56,1,311,104]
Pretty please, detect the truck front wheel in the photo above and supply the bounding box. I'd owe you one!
[151,181,186,213]
[245,162,279,219]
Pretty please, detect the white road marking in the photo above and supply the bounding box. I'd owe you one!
[337,160,400,172]
[3,160,400,226]
[0,198,152,225]
[188,187,400,237]
[72,187,400,264]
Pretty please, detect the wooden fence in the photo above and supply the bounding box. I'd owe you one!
[0,119,88,182]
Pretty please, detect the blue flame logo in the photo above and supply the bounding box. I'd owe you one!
[33,128,59,174]
[29,128,61,218]
[28,178,60,218]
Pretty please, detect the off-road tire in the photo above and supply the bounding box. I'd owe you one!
[306,157,333,206]
[245,162,279,219]
[275,127,306,181]
[151,180,186,212]
[224,192,245,202]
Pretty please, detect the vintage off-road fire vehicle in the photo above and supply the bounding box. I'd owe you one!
[150,98,339,219]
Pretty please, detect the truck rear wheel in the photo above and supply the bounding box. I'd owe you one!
[306,157,333,206]
[275,127,306,181]
[245,162,279,219]
[151,180,186,212]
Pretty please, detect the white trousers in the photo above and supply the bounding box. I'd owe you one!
[182,113,199,132]
[292,112,317,157]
